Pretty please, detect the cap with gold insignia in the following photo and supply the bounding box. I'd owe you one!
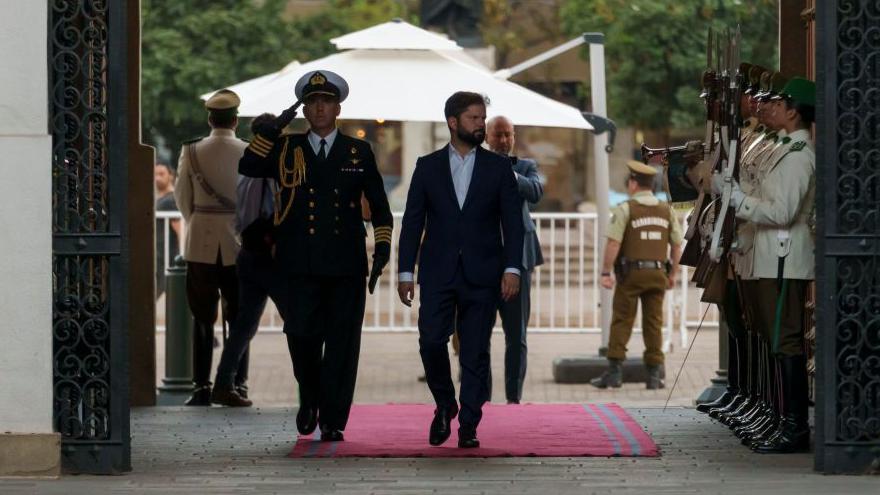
[627,160,658,177]
[770,77,815,107]
[295,70,349,102]
[205,89,240,111]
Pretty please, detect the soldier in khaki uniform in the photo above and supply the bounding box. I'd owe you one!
[591,161,683,390]
[174,89,249,406]
[712,77,816,453]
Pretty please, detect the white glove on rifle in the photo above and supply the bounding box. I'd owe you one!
[711,172,745,209]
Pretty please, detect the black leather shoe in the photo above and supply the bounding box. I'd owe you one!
[235,384,249,400]
[185,385,212,406]
[457,428,480,448]
[296,406,318,435]
[320,426,344,442]
[428,403,458,446]
[210,387,253,407]
[696,390,736,414]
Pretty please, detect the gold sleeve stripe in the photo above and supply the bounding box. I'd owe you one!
[375,234,393,242]
[250,140,271,154]
[253,135,274,148]
[248,145,269,158]
[375,231,393,238]
[374,227,393,234]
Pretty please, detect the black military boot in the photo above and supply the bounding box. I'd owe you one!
[646,365,665,390]
[590,359,623,389]
[185,384,212,406]
[753,355,810,454]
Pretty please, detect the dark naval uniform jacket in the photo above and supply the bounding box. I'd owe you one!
[238,130,392,277]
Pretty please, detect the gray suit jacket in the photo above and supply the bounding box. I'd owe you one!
[511,157,544,271]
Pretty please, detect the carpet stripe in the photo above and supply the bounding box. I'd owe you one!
[597,403,641,456]
[303,431,322,458]
[582,404,620,456]
[589,403,632,455]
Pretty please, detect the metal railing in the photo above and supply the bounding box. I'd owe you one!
[156,211,719,351]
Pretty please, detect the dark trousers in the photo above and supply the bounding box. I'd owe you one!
[214,249,287,390]
[419,261,497,431]
[284,274,366,431]
[186,255,239,386]
[494,269,531,402]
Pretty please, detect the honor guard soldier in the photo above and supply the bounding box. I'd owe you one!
[712,77,816,453]
[174,89,249,406]
[591,161,682,390]
[239,70,393,442]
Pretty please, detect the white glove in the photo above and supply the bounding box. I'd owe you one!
[711,172,745,209]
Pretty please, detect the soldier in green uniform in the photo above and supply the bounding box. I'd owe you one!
[712,77,816,453]
[239,70,393,442]
[591,161,683,390]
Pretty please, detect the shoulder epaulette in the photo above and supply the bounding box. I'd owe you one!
[183,137,204,144]
[790,141,806,152]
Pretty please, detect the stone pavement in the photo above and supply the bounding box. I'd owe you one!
[157,329,721,407]
[3,407,878,494]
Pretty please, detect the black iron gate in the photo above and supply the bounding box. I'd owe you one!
[50,0,131,474]
[815,0,880,474]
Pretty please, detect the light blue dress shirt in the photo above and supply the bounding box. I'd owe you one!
[308,128,338,156]
[399,143,520,283]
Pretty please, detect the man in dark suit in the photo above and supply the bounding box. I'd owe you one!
[239,70,393,442]
[485,116,544,404]
[397,92,524,448]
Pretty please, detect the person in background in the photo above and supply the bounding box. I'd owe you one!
[155,162,180,299]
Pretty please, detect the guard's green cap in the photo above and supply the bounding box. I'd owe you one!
[771,77,816,107]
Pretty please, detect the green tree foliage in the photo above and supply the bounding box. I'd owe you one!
[142,0,416,162]
[560,0,778,132]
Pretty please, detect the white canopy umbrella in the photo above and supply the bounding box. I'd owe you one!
[205,20,591,130]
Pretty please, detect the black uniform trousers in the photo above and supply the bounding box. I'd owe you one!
[185,252,241,387]
[284,274,366,431]
[419,260,498,433]
[214,248,287,390]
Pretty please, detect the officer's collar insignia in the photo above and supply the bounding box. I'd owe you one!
[790,141,806,151]
[782,136,792,144]
[310,72,326,85]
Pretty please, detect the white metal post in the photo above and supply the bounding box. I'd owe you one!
[587,36,613,351]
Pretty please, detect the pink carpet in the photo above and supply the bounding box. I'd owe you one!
[289,403,658,458]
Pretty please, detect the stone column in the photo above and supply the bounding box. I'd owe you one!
[0,0,61,477]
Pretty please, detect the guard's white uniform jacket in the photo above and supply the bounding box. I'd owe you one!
[735,128,815,280]
[174,128,247,266]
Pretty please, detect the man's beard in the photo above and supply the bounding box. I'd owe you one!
[457,127,485,146]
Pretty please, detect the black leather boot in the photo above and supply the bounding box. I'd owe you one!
[753,355,810,453]
[590,359,622,389]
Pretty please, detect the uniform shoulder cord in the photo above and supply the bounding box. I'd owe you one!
[274,139,306,225]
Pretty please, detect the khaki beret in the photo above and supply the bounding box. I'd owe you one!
[627,160,658,176]
[205,89,240,111]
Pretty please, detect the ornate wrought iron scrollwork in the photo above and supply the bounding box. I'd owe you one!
[832,1,880,446]
[49,0,123,470]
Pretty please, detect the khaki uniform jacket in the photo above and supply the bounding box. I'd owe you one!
[174,128,247,265]
[735,128,815,280]
[607,190,683,245]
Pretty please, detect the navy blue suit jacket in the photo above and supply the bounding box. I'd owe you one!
[398,145,524,288]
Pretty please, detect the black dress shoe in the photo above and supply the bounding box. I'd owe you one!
[185,385,212,406]
[457,428,480,448]
[429,403,458,446]
[296,406,318,435]
[235,384,249,400]
[320,426,344,442]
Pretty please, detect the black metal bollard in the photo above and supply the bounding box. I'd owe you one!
[157,255,193,405]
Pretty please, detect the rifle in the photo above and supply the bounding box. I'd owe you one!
[679,28,721,268]
[696,27,744,304]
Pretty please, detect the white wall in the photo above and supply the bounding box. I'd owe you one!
[0,1,54,434]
